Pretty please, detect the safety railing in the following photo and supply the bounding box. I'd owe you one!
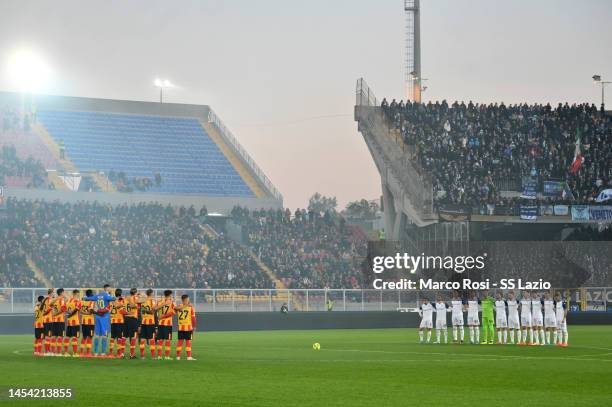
[207,108,283,202]
[356,78,378,107]
[1,287,610,313]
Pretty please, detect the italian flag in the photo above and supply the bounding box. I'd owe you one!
[570,128,584,174]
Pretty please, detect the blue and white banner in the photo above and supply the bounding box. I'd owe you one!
[543,181,564,197]
[571,205,589,221]
[520,180,538,200]
[541,205,554,216]
[589,206,612,221]
[520,205,538,220]
[554,205,569,216]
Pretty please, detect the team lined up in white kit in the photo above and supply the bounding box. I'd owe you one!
[417,290,569,346]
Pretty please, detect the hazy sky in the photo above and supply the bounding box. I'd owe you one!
[1,0,611,209]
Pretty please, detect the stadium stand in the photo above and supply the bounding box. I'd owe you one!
[380,100,611,212]
[3,198,271,288]
[36,110,255,196]
[231,206,367,289]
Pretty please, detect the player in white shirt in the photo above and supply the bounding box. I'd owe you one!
[494,292,508,344]
[531,292,545,345]
[450,291,465,344]
[418,298,434,343]
[543,292,557,345]
[434,296,449,344]
[466,292,480,344]
[519,291,533,345]
[506,291,521,344]
[554,292,569,347]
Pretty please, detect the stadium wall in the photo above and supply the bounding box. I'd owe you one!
[5,187,282,213]
[1,312,611,334]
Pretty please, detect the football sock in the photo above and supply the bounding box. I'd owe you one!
[177,340,183,357]
[426,330,432,342]
[150,340,156,357]
[71,337,78,353]
[165,340,171,357]
[503,330,507,344]
[419,331,424,342]
[459,326,464,342]
[563,330,569,344]
[157,340,163,357]
[100,336,107,354]
[109,339,115,355]
[469,327,474,343]
[540,330,545,344]
[529,329,533,343]
[435,329,440,342]
[63,337,69,353]
[452,327,458,341]
[186,340,192,357]
[509,330,514,343]
[45,338,50,353]
[498,331,502,343]
[130,338,136,356]
[474,327,479,343]
[139,339,146,357]
[443,329,447,343]
[87,338,92,354]
[93,337,99,354]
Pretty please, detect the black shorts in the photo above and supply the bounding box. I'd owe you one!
[82,325,94,339]
[140,324,156,340]
[66,325,80,338]
[178,330,193,340]
[52,322,65,337]
[157,325,172,340]
[35,327,45,339]
[111,323,125,339]
[124,317,139,338]
[43,322,53,337]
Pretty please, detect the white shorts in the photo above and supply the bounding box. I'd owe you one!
[544,315,557,328]
[508,315,520,329]
[532,314,543,327]
[452,314,464,326]
[467,315,479,326]
[420,318,433,329]
[496,315,508,328]
[435,319,447,329]
[521,314,532,327]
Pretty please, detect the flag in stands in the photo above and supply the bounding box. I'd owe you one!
[595,189,612,203]
[570,129,584,174]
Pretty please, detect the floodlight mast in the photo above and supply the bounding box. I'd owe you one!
[404,0,421,103]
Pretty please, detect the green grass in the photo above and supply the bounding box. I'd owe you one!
[1,327,612,406]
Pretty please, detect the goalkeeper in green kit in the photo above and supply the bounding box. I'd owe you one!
[480,290,495,344]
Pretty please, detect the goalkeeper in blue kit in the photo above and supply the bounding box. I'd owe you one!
[82,284,116,357]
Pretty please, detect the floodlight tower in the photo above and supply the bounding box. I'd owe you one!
[404,0,421,103]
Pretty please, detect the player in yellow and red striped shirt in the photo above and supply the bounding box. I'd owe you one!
[109,288,127,359]
[34,296,45,356]
[80,289,95,357]
[65,289,82,356]
[154,290,175,360]
[50,288,67,356]
[139,288,157,358]
[125,288,145,359]
[174,294,196,360]
[41,288,54,355]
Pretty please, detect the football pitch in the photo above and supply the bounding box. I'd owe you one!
[2,326,612,406]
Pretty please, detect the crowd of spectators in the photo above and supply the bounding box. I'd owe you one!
[2,199,271,288]
[381,99,611,211]
[107,171,162,193]
[0,144,48,188]
[231,206,367,289]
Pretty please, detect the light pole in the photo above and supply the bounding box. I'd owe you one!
[592,75,610,111]
[154,78,173,103]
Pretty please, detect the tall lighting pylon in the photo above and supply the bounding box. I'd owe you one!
[404,0,421,103]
